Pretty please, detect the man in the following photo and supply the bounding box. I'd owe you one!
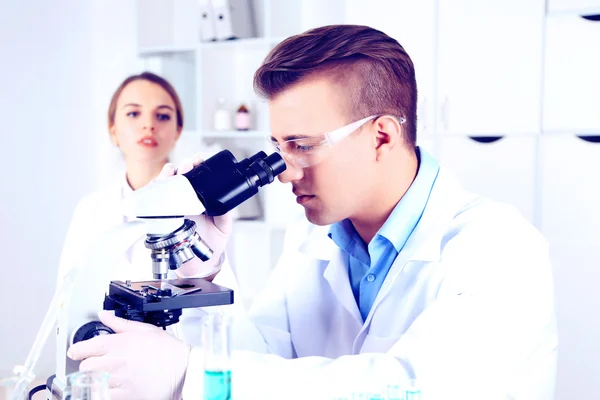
[68,25,557,399]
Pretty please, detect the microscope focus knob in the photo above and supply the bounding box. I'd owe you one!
[71,320,115,345]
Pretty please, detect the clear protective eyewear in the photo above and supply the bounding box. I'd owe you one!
[269,115,406,168]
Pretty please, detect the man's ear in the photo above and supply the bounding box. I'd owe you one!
[373,116,403,160]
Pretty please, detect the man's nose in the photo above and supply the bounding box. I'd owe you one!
[278,159,304,183]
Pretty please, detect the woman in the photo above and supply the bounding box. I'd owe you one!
[57,72,228,292]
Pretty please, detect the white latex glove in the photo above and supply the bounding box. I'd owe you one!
[68,310,190,400]
[158,154,234,280]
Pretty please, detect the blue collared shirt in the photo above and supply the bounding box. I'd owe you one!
[328,148,440,321]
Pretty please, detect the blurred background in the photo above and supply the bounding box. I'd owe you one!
[0,0,598,398]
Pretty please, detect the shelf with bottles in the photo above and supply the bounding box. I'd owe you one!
[199,48,271,135]
[136,0,349,135]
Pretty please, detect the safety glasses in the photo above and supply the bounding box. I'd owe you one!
[269,115,406,168]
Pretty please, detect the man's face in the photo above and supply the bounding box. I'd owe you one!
[269,77,376,226]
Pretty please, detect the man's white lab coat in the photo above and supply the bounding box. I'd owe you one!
[183,168,557,400]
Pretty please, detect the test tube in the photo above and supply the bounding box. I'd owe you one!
[202,314,231,400]
[386,383,405,400]
[405,379,421,400]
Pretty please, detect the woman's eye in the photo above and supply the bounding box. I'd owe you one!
[157,113,171,121]
[126,111,139,118]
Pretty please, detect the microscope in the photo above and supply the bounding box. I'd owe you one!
[41,150,286,399]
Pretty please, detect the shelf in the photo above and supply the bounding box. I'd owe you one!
[138,45,197,56]
[138,36,286,56]
[201,130,269,139]
[199,37,277,50]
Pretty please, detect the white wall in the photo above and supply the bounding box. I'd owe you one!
[0,0,95,376]
[0,0,143,379]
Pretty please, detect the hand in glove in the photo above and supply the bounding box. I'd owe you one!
[158,154,234,280]
[68,311,190,400]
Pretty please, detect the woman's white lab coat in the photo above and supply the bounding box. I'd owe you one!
[58,178,143,283]
[183,168,558,400]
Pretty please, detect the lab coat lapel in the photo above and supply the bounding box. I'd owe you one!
[298,224,363,326]
[363,169,479,327]
[323,249,363,326]
[101,180,129,230]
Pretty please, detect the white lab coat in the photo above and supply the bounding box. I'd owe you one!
[58,177,144,283]
[182,168,558,400]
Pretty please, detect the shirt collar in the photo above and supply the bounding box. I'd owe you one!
[378,147,439,252]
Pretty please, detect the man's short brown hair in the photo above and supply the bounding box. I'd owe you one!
[254,24,417,147]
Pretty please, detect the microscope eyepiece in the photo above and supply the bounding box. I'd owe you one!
[183,150,286,217]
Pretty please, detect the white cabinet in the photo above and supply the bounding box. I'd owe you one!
[539,134,600,400]
[438,135,537,224]
[547,0,600,15]
[437,0,544,136]
[345,0,437,138]
[543,15,600,134]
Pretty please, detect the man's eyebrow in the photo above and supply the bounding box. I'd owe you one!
[270,134,313,142]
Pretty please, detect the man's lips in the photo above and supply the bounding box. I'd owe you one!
[294,190,315,205]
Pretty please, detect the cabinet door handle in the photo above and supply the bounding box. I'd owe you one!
[581,14,600,21]
[576,135,600,143]
[468,136,504,144]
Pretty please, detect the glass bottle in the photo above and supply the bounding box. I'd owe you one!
[213,98,232,131]
[235,104,250,131]
[202,314,231,400]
